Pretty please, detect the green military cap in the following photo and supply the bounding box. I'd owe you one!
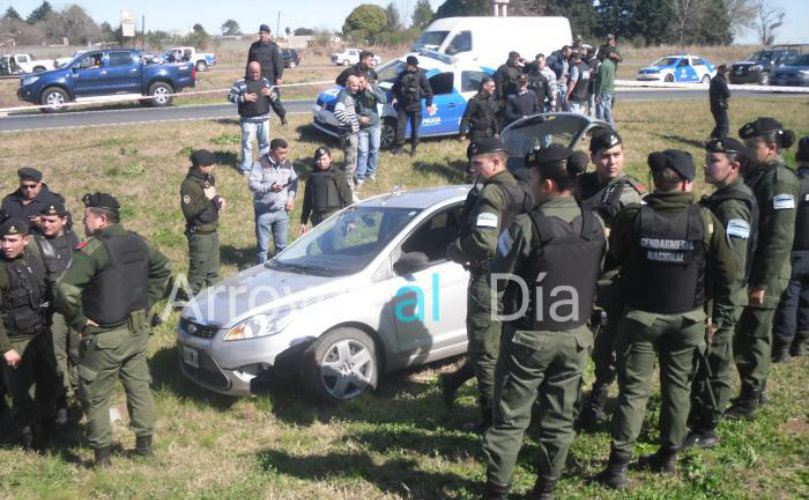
[82,192,120,211]
[17,167,43,182]
[526,143,573,167]
[795,136,809,162]
[590,128,622,153]
[648,149,696,181]
[705,137,746,155]
[39,201,68,216]
[469,137,507,158]
[738,117,783,139]
[191,149,216,167]
[0,217,30,237]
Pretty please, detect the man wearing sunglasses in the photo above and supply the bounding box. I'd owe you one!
[1,168,67,235]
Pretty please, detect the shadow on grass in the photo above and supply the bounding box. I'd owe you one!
[651,133,706,149]
[220,244,256,269]
[213,150,239,168]
[296,124,339,146]
[254,448,480,499]
[149,345,238,412]
[413,160,468,185]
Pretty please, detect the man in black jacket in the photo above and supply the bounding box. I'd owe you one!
[336,50,378,86]
[391,56,435,157]
[247,24,287,126]
[503,75,540,125]
[1,168,67,235]
[460,77,499,142]
[710,65,731,139]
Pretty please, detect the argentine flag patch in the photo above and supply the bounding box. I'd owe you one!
[726,218,751,239]
[773,194,795,210]
[476,212,499,228]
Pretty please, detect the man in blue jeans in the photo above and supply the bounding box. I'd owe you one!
[595,48,617,129]
[355,73,387,186]
[248,138,297,263]
[229,61,272,175]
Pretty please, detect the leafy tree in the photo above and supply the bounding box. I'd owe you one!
[294,27,314,36]
[412,0,434,28]
[434,0,489,19]
[192,23,207,35]
[385,2,401,31]
[3,7,21,20]
[26,1,52,24]
[221,19,241,36]
[342,4,387,43]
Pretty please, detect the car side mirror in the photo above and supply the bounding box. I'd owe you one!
[393,252,429,275]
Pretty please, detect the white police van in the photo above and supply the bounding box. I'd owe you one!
[312,51,494,149]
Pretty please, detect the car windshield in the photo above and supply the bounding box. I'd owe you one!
[271,206,420,276]
[413,31,449,50]
[651,57,679,67]
[500,113,596,171]
[376,60,408,84]
[747,51,773,61]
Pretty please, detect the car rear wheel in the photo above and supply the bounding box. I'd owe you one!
[147,82,174,107]
[343,59,350,66]
[289,61,297,69]
[701,75,711,86]
[300,327,378,404]
[195,61,208,72]
[381,117,397,150]
[759,72,770,85]
[40,87,69,113]
[33,66,47,73]
[664,74,675,83]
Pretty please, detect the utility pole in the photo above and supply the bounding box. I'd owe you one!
[141,15,146,50]
[276,12,281,42]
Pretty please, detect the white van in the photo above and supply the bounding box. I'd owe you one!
[411,16,573,70]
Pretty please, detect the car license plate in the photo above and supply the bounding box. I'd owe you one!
[182,346,199,369]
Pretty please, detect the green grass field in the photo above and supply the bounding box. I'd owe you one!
[0,95,808,499]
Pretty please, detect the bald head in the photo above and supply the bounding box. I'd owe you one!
[346,75,360,94]
[247,61,261,80]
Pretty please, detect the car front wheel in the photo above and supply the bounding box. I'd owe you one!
[289,61,297,69]
[701,75,711,86]
[300,327,378,404]
[759,72,770,85]
[381,118,397,150]
[40,87,69,113]
[664,74,675,83]
[343,59,350,66]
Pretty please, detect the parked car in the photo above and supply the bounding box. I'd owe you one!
[770,54,809,87]
[177,113,602,403]
[730,45,807,85]
[281,48,301,69]
[314,51,493,149]
[0,53,50,74]
[163,46,216,71]
[637,54,716,84]
[17,49,196,112]
[331,48,382,66]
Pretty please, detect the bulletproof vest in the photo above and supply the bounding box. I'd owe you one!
[458,177,530,240]
[400,71,422,105]
[0,257,48,336]
[311,170,343,211]
[622,204,707,313]
[185,172,219,228]
[238,78,270,117]
[81,231,150,326]
[504,206,604,331]
[570,61,592,102]
[36,231,79,287]
[794,169,809,250]
[580,176,643,227]
[700,185,759,281]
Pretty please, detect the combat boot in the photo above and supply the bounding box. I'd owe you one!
[530,476,557,500]
[94,446,112,467]
[481,479,510,500]
[791,331,809,357]
[682,428,718,449]
[439,363,474,408]
[595,449,630,490]
[135,435,154,457]
[576,382,609,431]
[19,426,34,451]
[637,447,677,474]
[463,398,494,434]
[772,345,791,363]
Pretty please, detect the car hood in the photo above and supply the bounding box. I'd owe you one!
[182,263,350,328]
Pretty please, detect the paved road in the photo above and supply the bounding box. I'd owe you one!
[0,89,803,133]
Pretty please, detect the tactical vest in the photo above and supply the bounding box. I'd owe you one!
[622,204,707,313]
[794,169,809,250]
[399,71,423,106]
[504,206,604,331]
[0,257,48,337]
[311,170,344,211]
[701,186,759,281]
[581,176,644,226]
[238,79,270,117]
[36,231,79,288]
[185,172,219,229]
[81,232,150,326]
[570,61,591,102]
[459,178,531,240]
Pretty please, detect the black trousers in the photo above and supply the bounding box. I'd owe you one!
[396,108,421,150]
[2,331,59,435]
[710,105,729,139]
[773,250,809,349]
[270,90,286,119]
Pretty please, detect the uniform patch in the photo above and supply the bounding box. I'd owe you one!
[74,242,87,251]
[726,218,751,239]
[183,194,191,204]
[476,212,499,229]
[497,230,514,256]
[773,194,795,210]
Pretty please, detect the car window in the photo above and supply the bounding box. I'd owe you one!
[414,31,449,49]
[400,206,463,263]
[76,53,102,69]
[652,57,678,66]
[677,59,689,67]
[109,51,134,67]
[429,72,454,95]
[18,55,28,63]
[446,31,472,55]
[461,71,488,92]
[376,60,407,84]
[690,57,703,66]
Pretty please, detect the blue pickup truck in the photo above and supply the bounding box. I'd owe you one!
[17,49,196,112]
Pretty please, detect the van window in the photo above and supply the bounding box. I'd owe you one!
[109,51,134,67]
[414,31,449,50]
[446,31,472,55]
[429,72,454,95]
[461,71,488,92]
[18,55,28,63]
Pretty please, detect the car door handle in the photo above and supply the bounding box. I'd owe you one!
[447,103,456,108]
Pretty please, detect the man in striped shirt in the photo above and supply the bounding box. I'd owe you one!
[228,62,273,175]
[334,74,361,200]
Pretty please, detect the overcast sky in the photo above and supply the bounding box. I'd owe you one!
[6,0,808,44]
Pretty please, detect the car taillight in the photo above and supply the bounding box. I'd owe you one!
[191,64,197,81]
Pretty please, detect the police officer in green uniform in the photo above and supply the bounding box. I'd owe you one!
[180,150,225,296]
[481,145,605,500]
[597,150,737,489]
[685,137,758,448]
[300,147,353,233]
[56,193,172,466]
[576,129,646,430]
[727,118,799,419]
[34,202,80,425]
[445,138,529,431]
[0,218,60,451]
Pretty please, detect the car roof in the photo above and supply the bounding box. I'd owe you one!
[358,185,470,210]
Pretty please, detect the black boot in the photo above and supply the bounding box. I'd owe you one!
[481,479,510,500]
[20,426,34,451]
[637,447,677,474]
[439,363,474,408]
[464,398,494,434]
[772,345,791,363]
[683,427,718,449]
[791,331,809,357]
[595,449,630,489]
[576,382,609,431]
[725,387,760,420]
[94,446,112,467]
[135,435,154,457]
[530,476,557,500]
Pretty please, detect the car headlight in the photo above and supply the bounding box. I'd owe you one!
[223,311,295,341]
[800,69,809,75]
[752,64,762,71]
[21,75,39,86]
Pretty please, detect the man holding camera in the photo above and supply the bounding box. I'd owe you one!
[181,150,226,296]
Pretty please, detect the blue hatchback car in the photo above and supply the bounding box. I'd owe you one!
[312,52,493,148]
[637,54,716,84]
